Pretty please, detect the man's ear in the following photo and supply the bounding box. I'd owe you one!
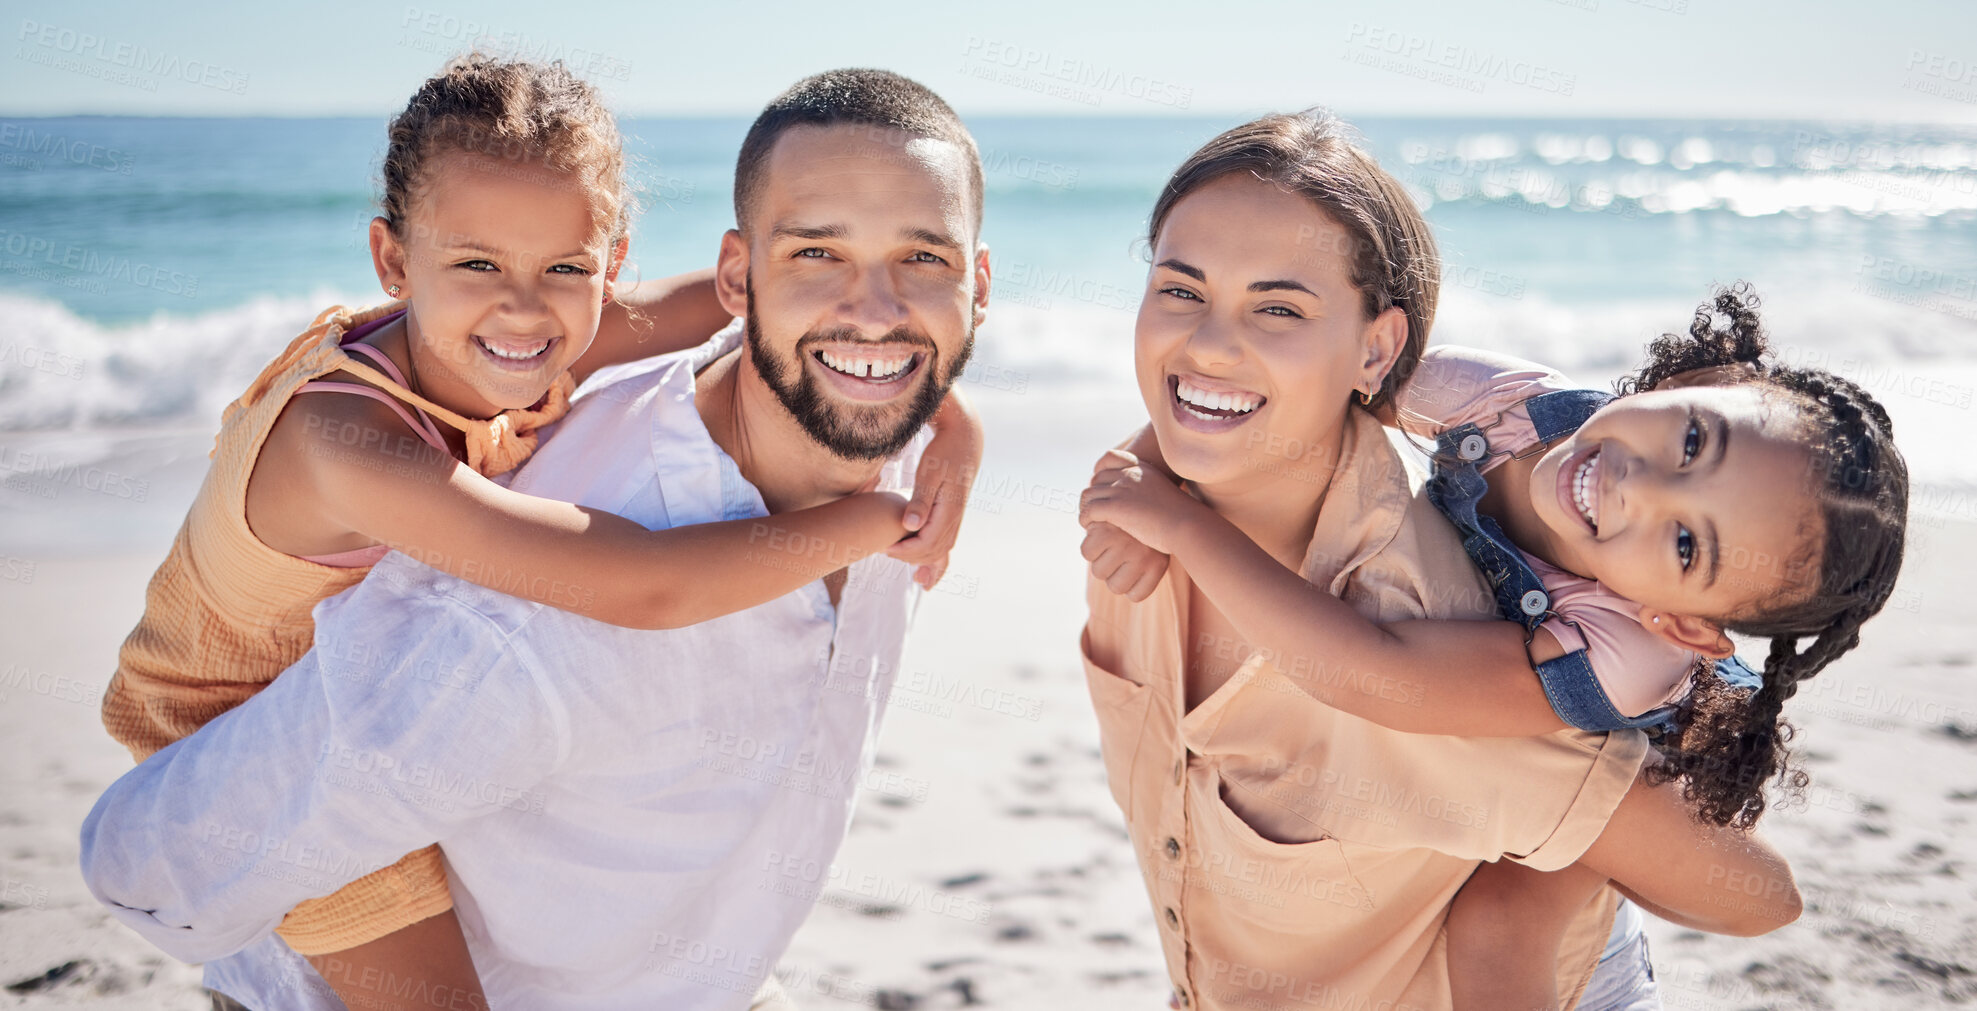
[1639,607,1735,658]
[369,217,408,298]
[972,243,991,329]
[1359,305,1408,396]
[715,228,749,319]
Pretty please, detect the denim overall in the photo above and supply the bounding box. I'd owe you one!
[1425,387,1761,734]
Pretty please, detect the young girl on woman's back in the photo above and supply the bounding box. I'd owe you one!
[104,54,982,1007]
[1083,283,1907,1007]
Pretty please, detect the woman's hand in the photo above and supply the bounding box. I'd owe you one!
[1577,767,1802,937]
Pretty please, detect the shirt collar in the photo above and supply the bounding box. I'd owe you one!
[1299,407,1415,596]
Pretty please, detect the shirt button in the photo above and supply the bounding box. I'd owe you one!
[1519,589,1550,616]
[1174,987,1192,1008]
[1165,837,1181,860]
[1165,906,1180,929]
[1173,758,1184,786]
[1458,433,1488,461]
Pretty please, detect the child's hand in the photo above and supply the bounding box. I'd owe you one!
[886,391,983,589]
[1077,449,1196,601]
[1080,450,1203,554]
[1081,521,1169,601]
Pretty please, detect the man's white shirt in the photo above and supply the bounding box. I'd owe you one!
[80,322,926,1009]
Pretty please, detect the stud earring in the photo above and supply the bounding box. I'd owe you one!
[387,284,402,298]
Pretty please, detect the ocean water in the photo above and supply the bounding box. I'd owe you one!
[2,115,1974,552]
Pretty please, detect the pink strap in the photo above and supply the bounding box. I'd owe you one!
[340,308,405,346]
[291,345,448,566]
[303,328,450,446]
[336,345,450,447]
[293,381,451,453]
[341,341,410,385]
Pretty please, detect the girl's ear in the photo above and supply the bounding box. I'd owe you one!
[1359,305,1408,397]
[1639,606,1735,658]
[605,236,629,286]
[369,217,408,298]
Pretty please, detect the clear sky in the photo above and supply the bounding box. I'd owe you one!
[3,0,1974,121]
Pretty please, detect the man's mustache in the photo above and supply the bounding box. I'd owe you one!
[794,326,937,354]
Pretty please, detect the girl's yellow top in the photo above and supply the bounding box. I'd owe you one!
[102,301,572,955]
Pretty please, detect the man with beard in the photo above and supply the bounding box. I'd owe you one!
[80,68,988,1011]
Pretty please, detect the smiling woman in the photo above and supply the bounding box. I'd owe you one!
[1135,174,1404,508]
[1074,111,1837,1011]
[1077,112,1639,1011]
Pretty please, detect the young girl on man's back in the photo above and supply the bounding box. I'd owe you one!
[104,54,982,1007]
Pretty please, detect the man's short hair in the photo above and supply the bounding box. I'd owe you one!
[733,68,984,240]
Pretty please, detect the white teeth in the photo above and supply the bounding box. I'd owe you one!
[1572,452,1601,529]
[1175,378,1261,415]
[478,337,551,361]
[819,350,911,379]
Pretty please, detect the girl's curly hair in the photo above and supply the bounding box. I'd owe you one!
[381,53,633,250]
[1619,283,1909,829]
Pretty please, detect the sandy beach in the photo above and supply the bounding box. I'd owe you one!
[1,378,1972,1010]
[2,0,1974,997]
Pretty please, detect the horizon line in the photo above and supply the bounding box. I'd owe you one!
[4,110,1977,128]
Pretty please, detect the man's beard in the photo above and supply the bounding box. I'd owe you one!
[745,285,973,461]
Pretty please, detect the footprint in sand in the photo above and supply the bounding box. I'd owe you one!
[5,958,148,997]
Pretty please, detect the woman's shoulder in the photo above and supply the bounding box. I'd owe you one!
[1335,431,1498,623]
[1396,345,1575,441]
[1362,486,1500,621]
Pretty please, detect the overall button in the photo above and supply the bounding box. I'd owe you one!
[1458,433,1489,461]
[1519,589,1550,615]
[1164,837,1181,860]
[1164,906,1180,929]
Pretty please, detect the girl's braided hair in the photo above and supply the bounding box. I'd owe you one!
[1621,283,1909,829]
